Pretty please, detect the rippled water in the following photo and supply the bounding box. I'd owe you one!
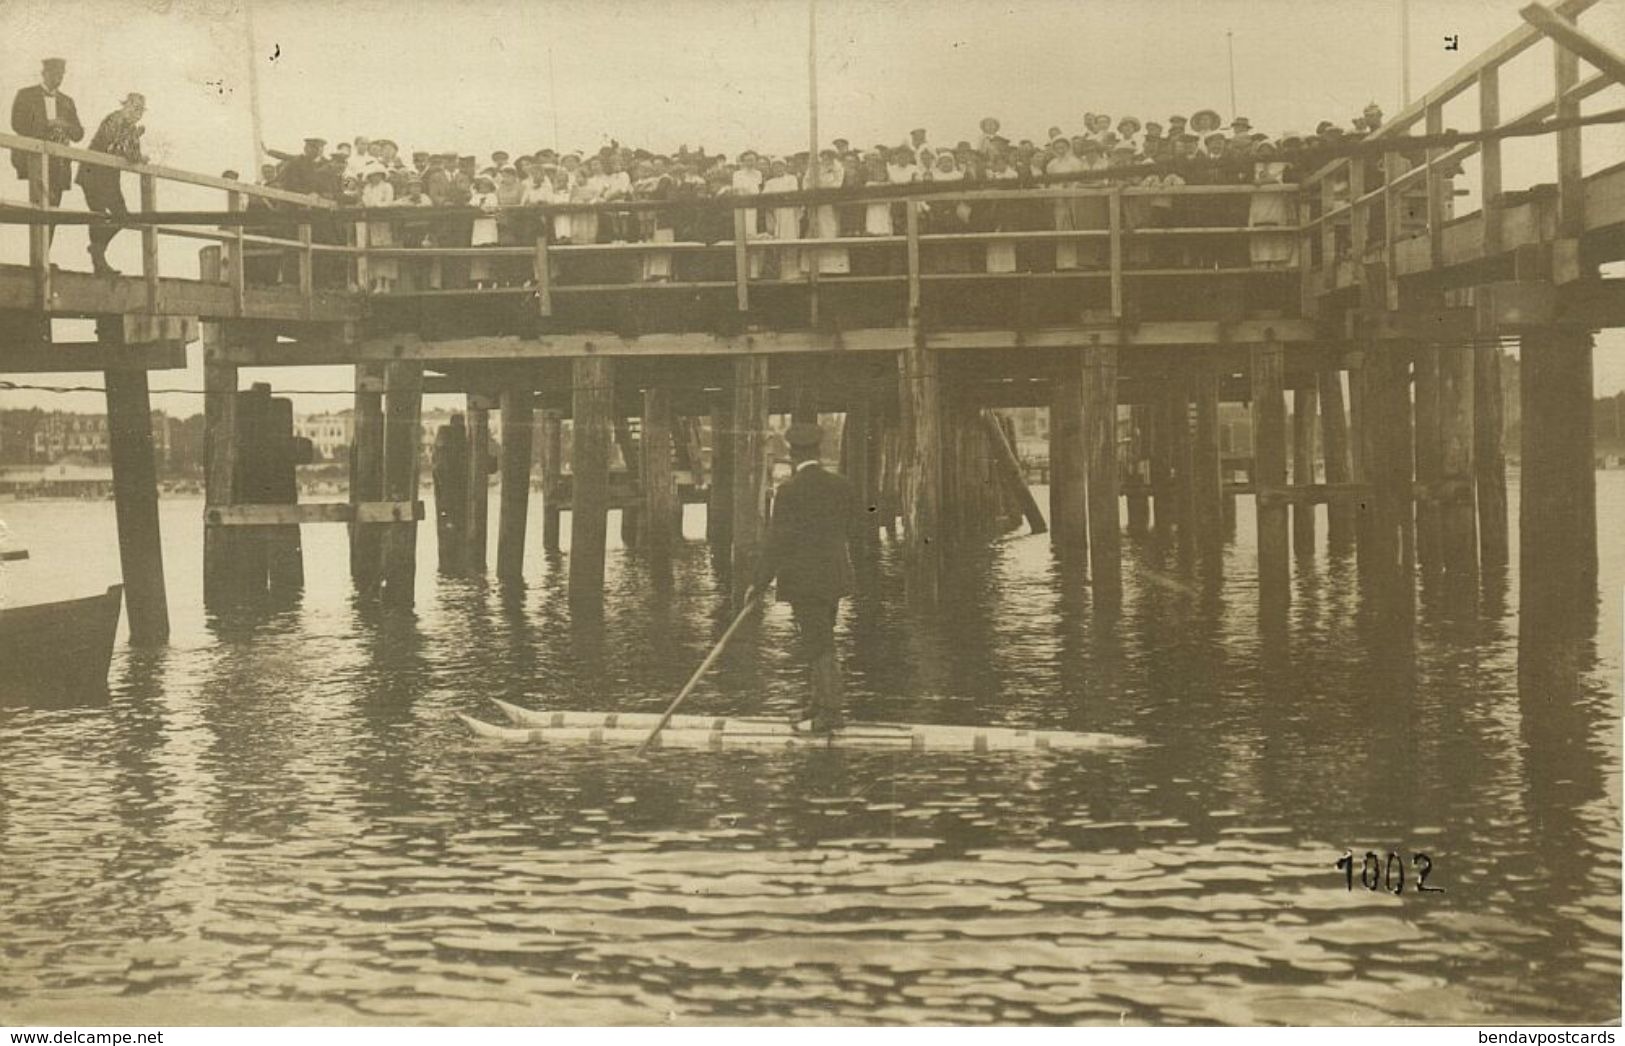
[0,478,1619,1025]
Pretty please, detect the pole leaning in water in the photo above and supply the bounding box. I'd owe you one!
[636,585,760,755]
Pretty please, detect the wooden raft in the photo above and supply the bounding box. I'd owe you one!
[456,698,1143,753]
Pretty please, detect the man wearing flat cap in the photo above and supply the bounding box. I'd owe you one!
[11,58,84,234]
[755,420,857,735]
[77,92,146,274]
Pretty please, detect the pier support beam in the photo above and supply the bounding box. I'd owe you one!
[538,409,563,554]
[1292,383,1319,560]
[901,343,944,603]
[641,386,678,568]
[463,396,492,571]
[266,396,305,593]
[1191,361,1225,554]
[1125,405,1151,534]
[349,362,386,592]
[1519,329,1596,620]
[1438,343,1479,588]
[1319,362,1356,550]
[842,389,880,548]
[1250,339,1289,605]
[570,357,614,602]
[1413,345,1443,575]
[1361,346,1414,594]
[379,361,423,605]
[1474,344,1509,569]
[203,360,239,606]
[1083,344,1121,600]
[615,416,642,548]
[730,356,771,605]
[707,393,734,555]
[1167,375,1195,556]
[1048,355,1088,560]
[497,383,535,582]
[433,414,469,574]
[1149,379,1175,538]
[104,369,170,643]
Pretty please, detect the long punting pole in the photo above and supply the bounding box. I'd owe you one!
[1401,0,1413,105]
[1226,31,1237,117]
[806,0,819,190]
[244,0,267,173]
[636,585,760,755]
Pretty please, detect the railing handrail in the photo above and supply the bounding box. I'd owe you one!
[0,128,336,209]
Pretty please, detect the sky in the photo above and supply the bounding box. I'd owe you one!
[0,0,1621,414]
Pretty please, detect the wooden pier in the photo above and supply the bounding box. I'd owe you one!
[1,0,1620,643]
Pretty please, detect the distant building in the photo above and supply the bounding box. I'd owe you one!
[293,410,354,462]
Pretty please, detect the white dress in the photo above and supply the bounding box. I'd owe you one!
[984,168,1018,273]
[469,190,500,282]
[1249,162,1296,265]
[810,161,848,274]
[1048,153,1088,269]
[361,180,397,285]
[764,172,803,279]
[732,167,764,277]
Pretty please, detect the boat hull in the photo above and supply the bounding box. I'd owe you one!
[0,584,122,701]
[459,698,1142,753]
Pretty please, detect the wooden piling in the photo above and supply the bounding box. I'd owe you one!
[707,394,734,554]
[434,415,470,574]
[203,360,239,606]
[1438,343,1478,586]
[1292,383,1319,559]
[843,391,880,545]
[1125,405,1152,533]
[1318,362,1356,549]
[538,409,563,553]
[641,387,678,567]
[1191,361,1225,552]
[1250,339,1289,604]
[1049,355,1088,560]
[985,411,1046,535]
[1519,329,1596,619]
[1148,380,1175,538]
[237,383,272,596]
[104,369,170,643]
[570,357,614,602]
[901,342,943,603]
[614,416,642,548]
[1413,344,1443,574]
[349,362,386,592]
[497,383,535,582]
[1473,344,1508,569]
[1082,344,1121,599]
[1166,377,1195,555]
[379,361,424,605]
[730,356,771,605]
[266,396,305,592]
[464,396,493,571]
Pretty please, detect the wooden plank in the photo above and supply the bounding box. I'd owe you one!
[901,341,942,603]
[905,201,921,324]
[1479,67,1504,257]
[1082,344,1121,599]
[464,398,493,570]
[0,340,186,373]
[28,152,51,312]
[227,190,246,317]
[539,409,564,553]
[104,368,169,643]
[1049,356,1087,560]
[1474,344,1509,568]
[732,208,749,312]
[206,501,423,525]
[1555,27,1584,238]
[534,232,552,316]
[1425,103,1446,271]
[379,361,424,604]
[298,224,314,321]
[1250,338,1289,604]
[140,174,160,317]
[1318,363,1356,548]
[1109,188,1124,318]
[641,386,678,564]
[1520,2,1625,87]
[1192,360,1225,551]
[729,355,770,606]
[497,384,535,581]
[570,357,614,601]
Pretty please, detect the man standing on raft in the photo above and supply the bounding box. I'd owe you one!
[755,421,857,735]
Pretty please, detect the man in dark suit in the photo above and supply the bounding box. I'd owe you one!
[755,421,857,734]
[11,58,84,227]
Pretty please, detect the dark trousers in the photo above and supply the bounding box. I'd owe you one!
[790,598,843,724]
[82,175,129,257]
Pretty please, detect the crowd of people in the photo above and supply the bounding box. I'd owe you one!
[255,103,1400,291]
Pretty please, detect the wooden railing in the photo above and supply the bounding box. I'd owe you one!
[1296,0,1608,312]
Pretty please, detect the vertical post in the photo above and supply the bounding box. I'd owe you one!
[1082,343,1121,600]
[1425,102,1446,270]
[570,357,614,602]
[1250,337,1289,604]
[729,356,771,605]
[901,342,942,603]
[905,201,921,324]
[1126,404,1151,533]
[1292,383,1319,559]
[843,390,879,546]
[733,207,750,312]
[1519,329,1596,623]
[1192,360,1225,552]
[266,396,304,592]
[642,387,678,567]
[707,393,735,553]
[1474,344,1508,568]
[1438,343,1478,586]
[464,396,492,571]
[227,190,246,317]
[203,360,239,606]
[1479,67,1503,257]
[298,224,314,320]
[350,362,386,591]
[1381,149,1401,310]
[379,361,424,605]
[1049,355,1088,561]
[28,150,52,312]
[1108,188,1124,318]
[1149,378,1175,538]
[539,409,564,553]
[534,231,553,316]
[615,416,642,548]
[433,415,470,574]
[104,369,170,643]
[1319,361,1355,549]
[497,383,536,582]
[140,174,160,317]
[1414,343,1442,574]
[1167,376,1195,555]
[1554,35,1583,240]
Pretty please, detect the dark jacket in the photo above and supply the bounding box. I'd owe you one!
[10,85,83,185]
[757,462,856,604]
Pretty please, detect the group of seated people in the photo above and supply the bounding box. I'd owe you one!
[250,104,1401,292]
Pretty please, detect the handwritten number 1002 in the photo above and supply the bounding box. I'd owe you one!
[1336,851,1442,894]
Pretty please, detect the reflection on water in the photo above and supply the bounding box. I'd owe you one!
[0,480,1618,1025]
